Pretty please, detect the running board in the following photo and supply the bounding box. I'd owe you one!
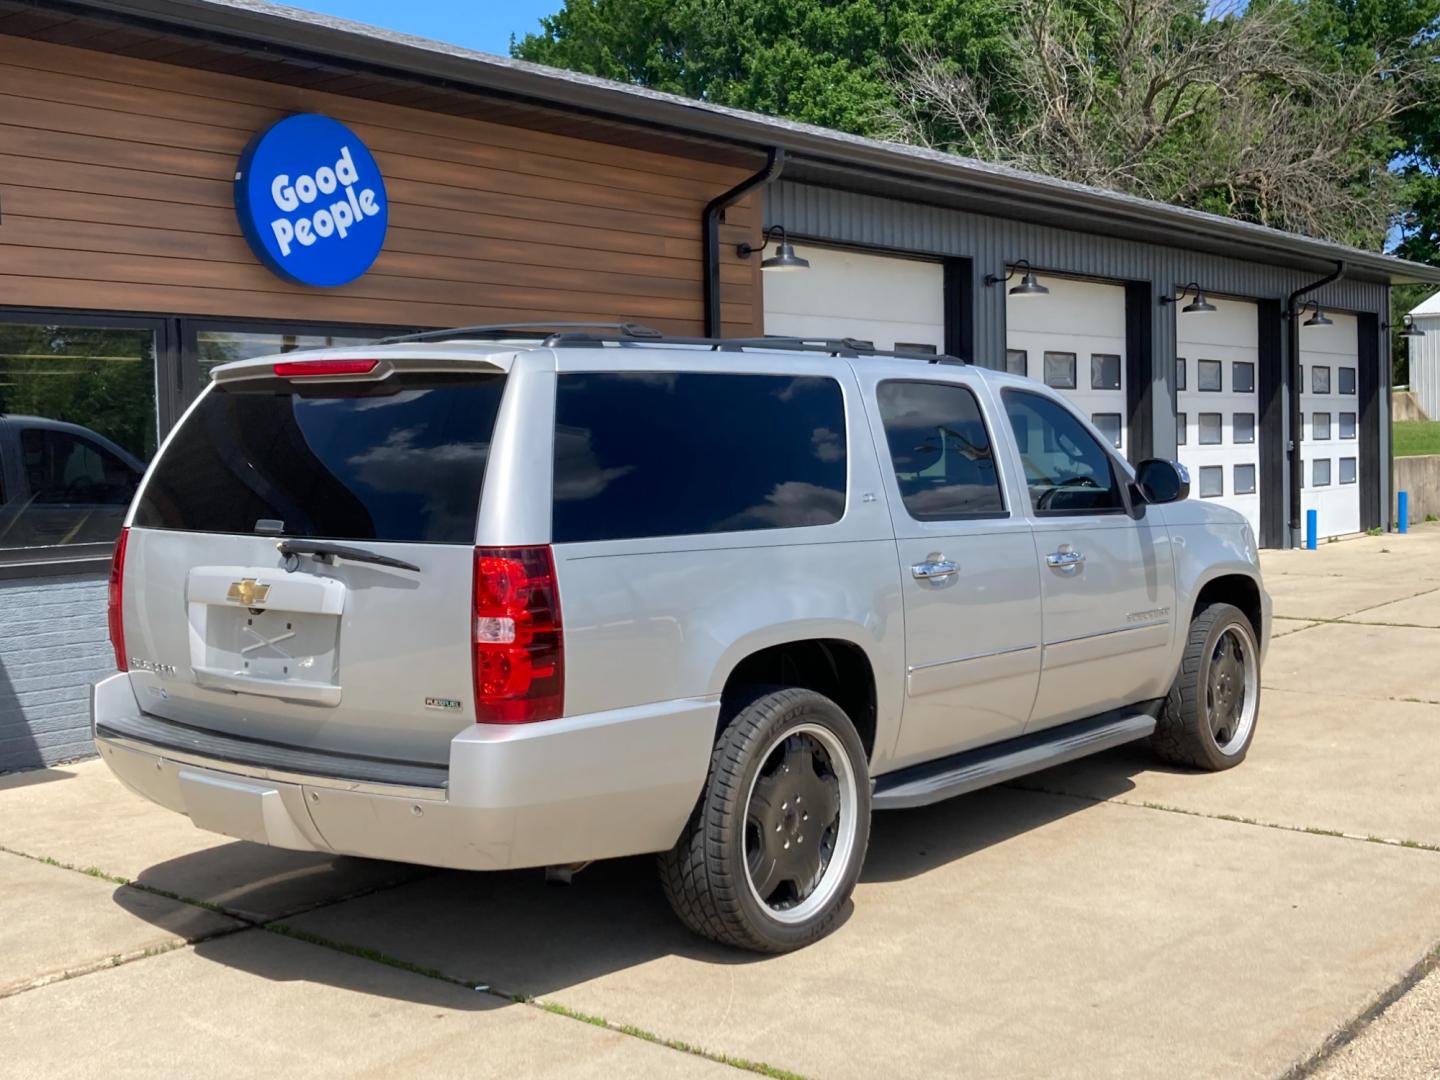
[872,707,1159,811]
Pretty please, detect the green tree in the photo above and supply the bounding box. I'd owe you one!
[512,0,1018,136]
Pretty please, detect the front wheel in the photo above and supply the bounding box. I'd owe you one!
[1151,602,1261,770]
[658,687,871,953]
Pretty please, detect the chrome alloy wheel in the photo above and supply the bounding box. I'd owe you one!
[1206,620,1259,755]
[742,722,859,925]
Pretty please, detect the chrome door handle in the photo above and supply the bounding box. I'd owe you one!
[1045,550,1085,569]
[911,559,959,581]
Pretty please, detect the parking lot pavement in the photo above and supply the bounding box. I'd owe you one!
[0,930,737,1080]
[1,524,1438,1079]
[0,761,425,923]
[0,849,237,997]
[1311,965,1440,1080]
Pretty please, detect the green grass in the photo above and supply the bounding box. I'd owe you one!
[1394,420,1440,457]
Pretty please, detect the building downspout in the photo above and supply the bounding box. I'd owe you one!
[1286,260,1345,547]
[704,148,785,337]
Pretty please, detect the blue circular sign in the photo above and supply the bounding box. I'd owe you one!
[234,114,388,288]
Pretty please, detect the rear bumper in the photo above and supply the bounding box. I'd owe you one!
[92,674,718,871]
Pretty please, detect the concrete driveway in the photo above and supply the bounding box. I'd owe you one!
[3,526,1440,1079]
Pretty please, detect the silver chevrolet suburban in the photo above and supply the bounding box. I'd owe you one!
[92,326,1269,953]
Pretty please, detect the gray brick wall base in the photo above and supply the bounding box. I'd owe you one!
[1,574,109,773]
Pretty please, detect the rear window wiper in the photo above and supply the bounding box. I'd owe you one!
[276,540,422,573]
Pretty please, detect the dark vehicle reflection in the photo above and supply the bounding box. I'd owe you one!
[0,415,144,547]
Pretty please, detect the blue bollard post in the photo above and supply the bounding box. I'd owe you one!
[1399,491,1409,534]
[1306,509,1318,550]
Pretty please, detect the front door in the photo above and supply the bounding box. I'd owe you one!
[999,388,1176,730]
[863,375,1043,769]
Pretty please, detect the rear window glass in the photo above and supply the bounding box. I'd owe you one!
[134,372,504,543]
[552,372,846,543]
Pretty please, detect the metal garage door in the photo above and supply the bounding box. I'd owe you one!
[1299,312,1361,538]
[763,245,945,352]
[1004,275,1128,457]
[1176,298,1261,536]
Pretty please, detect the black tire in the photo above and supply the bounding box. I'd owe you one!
[1151,602,1261,771]
[658,687,871,953]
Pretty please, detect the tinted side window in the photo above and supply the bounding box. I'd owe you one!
[552,373,846,543]
[876,381,1004,521]
[1003,391,1124,514]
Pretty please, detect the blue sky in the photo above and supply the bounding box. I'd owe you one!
[282,0,561,56]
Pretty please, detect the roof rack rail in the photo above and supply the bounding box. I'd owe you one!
[380,322,664,345]
[536,331,969,364]
[379,323,968,364]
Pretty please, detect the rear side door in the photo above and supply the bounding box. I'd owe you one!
[861,372,1042,769]
[999,388,1175,730]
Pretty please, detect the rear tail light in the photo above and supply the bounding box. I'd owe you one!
[472,546,563,723]
[273,358,379,378]
[107,527,129,672]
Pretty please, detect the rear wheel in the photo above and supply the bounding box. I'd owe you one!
[658,687,870,953]
[1151,602,1260,770]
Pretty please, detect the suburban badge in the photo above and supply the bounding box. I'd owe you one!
[424,697,463,712]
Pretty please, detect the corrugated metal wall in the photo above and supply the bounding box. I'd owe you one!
[768,181,1394,539]
[1410,315,1440,420]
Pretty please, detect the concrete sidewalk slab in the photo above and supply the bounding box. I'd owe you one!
[0,850,238,998]
[0,929,734,1080]
[1018,690,1440,846]
[1346,590,1440,628]
[0,760,423,922]
[1263,621,1440,704]
[1312,964,1440,1080]
[1261,573,1438,621]
[280,789,1440,1080]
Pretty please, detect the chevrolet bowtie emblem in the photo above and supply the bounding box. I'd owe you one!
[226,578,271,607]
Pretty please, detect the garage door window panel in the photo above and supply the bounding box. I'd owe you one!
[1339,367,1356,395]
[1006,349,1027,376]
[1339,413,1356,439]
[1234,413,1256,444]
[1044,352,1077,390]
[1091,413,1122,448]
[1198,359,1223,392]
[1199,466,1224,498]
[1235,464,1257,494]
[1312,412,1331,441]
[1313,459,1331,487]
[1233,362,1255,394]
[1312,366,1331,394]
[1199,413,1223,445]
[1340,457,1357,484]
[1090,354,1121,390]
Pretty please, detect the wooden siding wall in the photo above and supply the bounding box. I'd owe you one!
[0,35,763,335]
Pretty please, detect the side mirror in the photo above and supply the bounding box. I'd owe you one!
[1135,459,1190,504]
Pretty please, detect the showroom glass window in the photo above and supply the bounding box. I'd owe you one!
[0,321,157,553]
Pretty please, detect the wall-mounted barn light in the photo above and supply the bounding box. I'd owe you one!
[737,226,810,271]
[1161,283,1217,313]
[1300,300,1333,327]
[985,259,1049,297]
[1391,313,1427,338]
